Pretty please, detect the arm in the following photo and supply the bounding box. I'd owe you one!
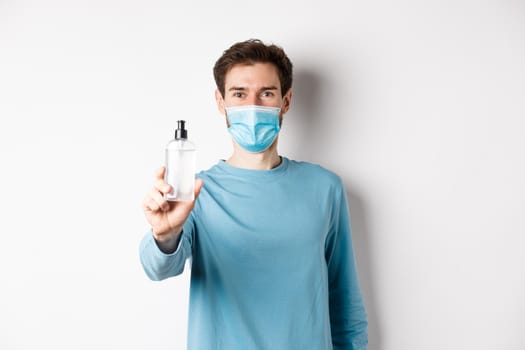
[139,166,203,281]
[325,183,368,350]
[139,216,195,281]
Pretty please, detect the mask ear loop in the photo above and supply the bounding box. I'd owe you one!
[223,102,232,128]
[221,97,227,116]
[277,97,288,127]
[278,95,289,114]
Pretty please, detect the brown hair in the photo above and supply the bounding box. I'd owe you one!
[213,39,293,98]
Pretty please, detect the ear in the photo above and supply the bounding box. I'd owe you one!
[215,89,226,116]
[281,88,292,115]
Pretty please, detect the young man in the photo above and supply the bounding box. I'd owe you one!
[140,39,368,350]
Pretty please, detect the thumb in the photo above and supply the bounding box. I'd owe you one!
[194,178,204,199]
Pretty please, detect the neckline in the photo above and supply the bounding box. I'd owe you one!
[216,156,289,179]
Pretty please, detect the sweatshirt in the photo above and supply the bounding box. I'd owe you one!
[140,157,368,349]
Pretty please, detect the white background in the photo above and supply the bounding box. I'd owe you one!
[1,1,524,349]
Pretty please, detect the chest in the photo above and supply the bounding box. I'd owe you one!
[194,179,333,257]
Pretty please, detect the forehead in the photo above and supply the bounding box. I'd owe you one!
[224,62,281,90]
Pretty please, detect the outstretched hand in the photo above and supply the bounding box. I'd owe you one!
[143,166,203,245]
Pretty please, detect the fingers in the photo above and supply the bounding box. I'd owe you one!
[155,166,166,181]
[154,178,171,195]
[152,187,170,211]
[143,195,161,212]
[143,168,172,212]
[143,188,169,212]
[144,168,203,214]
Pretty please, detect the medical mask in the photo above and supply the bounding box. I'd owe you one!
[225,105,281,153]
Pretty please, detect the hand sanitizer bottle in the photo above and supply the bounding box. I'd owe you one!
[165,120,196,201]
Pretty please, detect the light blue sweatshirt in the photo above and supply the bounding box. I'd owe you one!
[140,157,368,349]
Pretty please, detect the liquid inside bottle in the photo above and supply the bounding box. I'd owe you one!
[165,120,196,201]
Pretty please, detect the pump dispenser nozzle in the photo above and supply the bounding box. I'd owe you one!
[165,119,196,201]
[175,120,188,140]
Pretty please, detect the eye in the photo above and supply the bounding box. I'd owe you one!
[232,92,244,98]
[261,91,275,97]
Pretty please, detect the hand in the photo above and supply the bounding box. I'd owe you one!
[142,166,203,244]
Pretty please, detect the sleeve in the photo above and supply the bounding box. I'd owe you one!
[139,213,196,281]
[325,181,368,350]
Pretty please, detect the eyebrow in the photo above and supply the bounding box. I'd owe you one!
[228,86,279,92]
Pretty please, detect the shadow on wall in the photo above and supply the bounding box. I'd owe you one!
[286,69,325,161]
[346,189,382,350]
[292,69,382,350]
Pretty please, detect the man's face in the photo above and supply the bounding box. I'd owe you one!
[216,62,291,116]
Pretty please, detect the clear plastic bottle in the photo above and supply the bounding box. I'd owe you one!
[165,120,196,201]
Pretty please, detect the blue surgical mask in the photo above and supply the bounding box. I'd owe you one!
[225,105,281,153]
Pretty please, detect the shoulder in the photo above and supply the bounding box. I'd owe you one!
[285,158,344,188]
[286,158,342,181]
[195,162,224,180]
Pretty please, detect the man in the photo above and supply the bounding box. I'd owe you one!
[140,39,368,349]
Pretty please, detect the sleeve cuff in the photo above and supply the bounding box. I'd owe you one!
[148,229,184,257]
